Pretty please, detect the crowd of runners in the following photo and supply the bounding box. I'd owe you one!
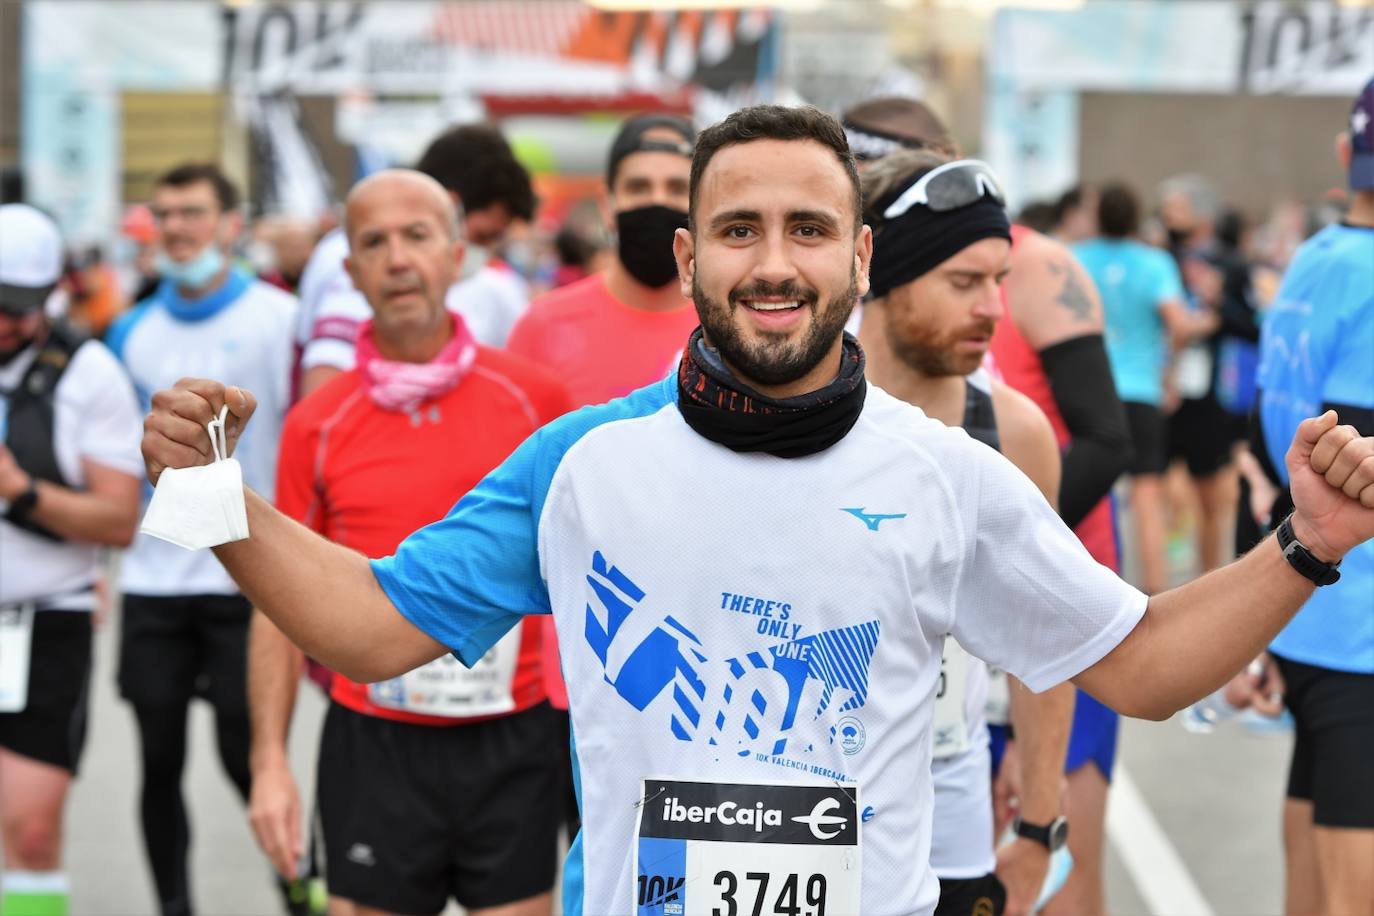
[1,75,1372,916]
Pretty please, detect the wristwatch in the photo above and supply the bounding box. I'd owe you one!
[3,480,39,525]
[1013,815,1069,852]
[1277,514,1341,586]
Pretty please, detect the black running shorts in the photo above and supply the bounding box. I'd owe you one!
[1123,401,1168,476]
[1275,653,1374,828]
[935,872,1006,916]
[317,699,562,912]
[118,593,251,712]
[1168,394,1236,477]
[0,608,93,772]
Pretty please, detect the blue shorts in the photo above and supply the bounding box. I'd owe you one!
[989,691,1120,781]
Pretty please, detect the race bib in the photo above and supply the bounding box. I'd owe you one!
[634,778,861,916]
[984,667,1010,727]
[368,627,520,718]
[932,639,971,759]
[1173,344,1214,401]
[0,604,35,713]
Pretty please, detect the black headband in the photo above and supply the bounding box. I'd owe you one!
[867,197,1011,300]
[842,120,927,161]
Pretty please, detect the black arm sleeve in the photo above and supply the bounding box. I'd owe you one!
[1217,259,1261,342]
[1039,334,1134,529]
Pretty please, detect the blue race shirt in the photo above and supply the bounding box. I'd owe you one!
[1259,222,1374,674]
[1074,238,1185,406]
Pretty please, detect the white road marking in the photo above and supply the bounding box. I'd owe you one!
[1106,764,1215,916]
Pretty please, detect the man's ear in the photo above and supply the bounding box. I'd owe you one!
[600,189,616,234]
[673,227,694,300]
[450,238,467,282]
[221,210,245,248]
[1336,131,1353,173]
[343,254,359,292]
[854,224,873,299]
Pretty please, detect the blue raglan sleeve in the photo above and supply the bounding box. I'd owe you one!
[369,377,677,666]
[370,425,560,667]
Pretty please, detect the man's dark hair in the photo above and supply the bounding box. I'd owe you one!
[842,96,958,157]
[1016,200,1057,235]
[415,124,535,221]
[1052,184,1086,226]
[1097,182,1140,238]
[155,163,240,212]
[690,105,861,232]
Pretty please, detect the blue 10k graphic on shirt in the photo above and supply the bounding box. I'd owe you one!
[584,550,881,770]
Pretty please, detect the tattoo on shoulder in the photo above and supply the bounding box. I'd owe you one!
[1046,259,1095,322]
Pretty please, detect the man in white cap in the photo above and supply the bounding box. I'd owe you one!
[0,203,144,916]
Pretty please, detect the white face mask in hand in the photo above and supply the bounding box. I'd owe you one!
[140,405,249,550]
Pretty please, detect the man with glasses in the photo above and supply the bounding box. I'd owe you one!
[136,107,1374,916]
[845,96,1132,916]
[857,152,1073,916]
[107,163,298,916]
[0,204,143,916]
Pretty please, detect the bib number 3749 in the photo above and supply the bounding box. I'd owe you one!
[633,778,861,916]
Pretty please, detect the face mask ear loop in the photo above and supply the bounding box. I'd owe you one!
[208,405,229,463]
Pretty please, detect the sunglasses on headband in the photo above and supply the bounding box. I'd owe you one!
[882,159,1006,220]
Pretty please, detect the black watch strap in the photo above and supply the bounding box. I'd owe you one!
[3,481,39,525]
[1013,815,1068,851]
[1277,515,1341,586]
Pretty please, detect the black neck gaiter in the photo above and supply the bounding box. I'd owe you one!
[675,328,867,458]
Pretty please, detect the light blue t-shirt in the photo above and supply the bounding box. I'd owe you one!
[1074,238,1185,406]
[1259,222,1374,674]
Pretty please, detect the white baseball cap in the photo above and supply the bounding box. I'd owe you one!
[0,203,64,314]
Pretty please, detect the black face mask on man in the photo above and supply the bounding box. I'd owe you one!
[616,204,688,289]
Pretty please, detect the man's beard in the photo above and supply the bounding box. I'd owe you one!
[0,332,39,367]
[694,273,857,388]
[884,306,992,378]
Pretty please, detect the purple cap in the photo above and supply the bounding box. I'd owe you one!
[1351,76,1374,191]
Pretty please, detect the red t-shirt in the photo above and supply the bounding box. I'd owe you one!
[989,225,1119,570]
[275,347,572,725]
[507,272,699,708]
[506,273,700,407]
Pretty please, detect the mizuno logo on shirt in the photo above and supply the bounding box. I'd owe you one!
[840,507,906,531]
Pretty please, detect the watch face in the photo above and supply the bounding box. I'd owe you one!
[1049,817,1069,851]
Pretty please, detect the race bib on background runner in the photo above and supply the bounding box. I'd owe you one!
[633,778,861,916]
[984,667,1010,727]
[0,604,35,713]
[368,626,520,718]
[932,639,971,759]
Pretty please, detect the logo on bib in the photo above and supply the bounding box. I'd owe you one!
[792,796,849,840]
[661,796,784,832]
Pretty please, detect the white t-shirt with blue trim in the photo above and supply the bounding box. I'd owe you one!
[111,271,297,596]
[372,378,1146,916]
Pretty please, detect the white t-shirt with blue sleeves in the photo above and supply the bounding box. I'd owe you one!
[372,377,1147,916]
[1259,222,1374,674]
[110,269,297,596]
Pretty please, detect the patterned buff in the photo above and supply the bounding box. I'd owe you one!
[676,326,867,458]
[354,312,478,413]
